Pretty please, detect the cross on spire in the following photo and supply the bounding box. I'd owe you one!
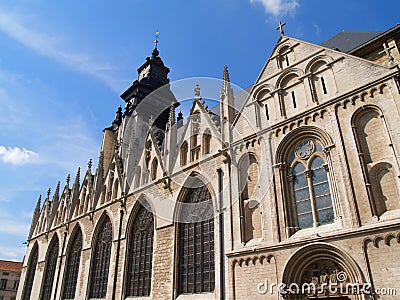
[379,42,395,65]
[154,31,160,49]
[276,21,286,36]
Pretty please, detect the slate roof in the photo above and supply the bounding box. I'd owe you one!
[321,31,382,53]
[0,260,23,273]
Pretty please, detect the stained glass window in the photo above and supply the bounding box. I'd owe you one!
[62,228,83,300]
[21,244,38,300]
[126,205,154,297]
[41,237,59,300]
[89,217,112,299]
[178,179,215,295]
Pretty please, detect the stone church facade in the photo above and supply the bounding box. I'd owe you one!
[17,25,400,299]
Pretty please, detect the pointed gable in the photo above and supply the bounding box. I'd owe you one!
[233,35,395,133]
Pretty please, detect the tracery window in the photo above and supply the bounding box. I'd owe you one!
[62,228,83,300]
[89,217,112,299]
[177,178,215,295]
[289,139,334,229]
[21,244,38,300]
[125,205,154,297]
[41,237,59,300]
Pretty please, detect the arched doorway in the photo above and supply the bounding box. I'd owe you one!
[281,243,367,299]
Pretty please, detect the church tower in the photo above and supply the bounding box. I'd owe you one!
[120,36,176,130]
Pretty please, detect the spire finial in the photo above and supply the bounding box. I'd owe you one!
[177,111,183,122]
[88,159,93,170]
[194,84,201,100]
[152,31,160,57]
[47,188,51,199]
[276,21,286,36]
[155,31,159,49]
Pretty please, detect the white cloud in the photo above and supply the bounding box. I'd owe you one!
[250,0,299,16]
[0,221,30,238]
[0,9,121,92]
[0,146,38,165]
[0,246,26,261]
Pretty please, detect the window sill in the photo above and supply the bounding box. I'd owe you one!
[379,209,400,222]
[289,221,340,240]
[176,292,215,300]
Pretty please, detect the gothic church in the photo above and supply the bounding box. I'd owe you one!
[17,24,400,299]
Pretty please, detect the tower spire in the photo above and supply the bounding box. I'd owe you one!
[154,31,159,49]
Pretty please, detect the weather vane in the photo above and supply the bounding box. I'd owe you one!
[276,21,286,36]
[154,31,160,49]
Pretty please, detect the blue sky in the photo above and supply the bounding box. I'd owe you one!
[0,0,398,261]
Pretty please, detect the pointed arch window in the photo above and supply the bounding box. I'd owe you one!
[352,107,400,217]
[89,217,112,299]
[62,228,82,300]
[126,205,154,297]
[238,154,262,242]
[151,158,158,181]
[203,131,211,154]
[21,244,38,300]
[41,236,59,300]
[177,178,215,295]
[180,141,188,166]
[289,139,334,229]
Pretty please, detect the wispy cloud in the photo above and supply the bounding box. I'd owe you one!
[250,0,299,16]
[0,9,121,92]
[0,246,26,261]
[0,146,38,165]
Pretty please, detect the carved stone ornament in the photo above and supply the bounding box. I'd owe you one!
[295,139,315,160]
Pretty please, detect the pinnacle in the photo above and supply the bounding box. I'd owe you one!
[53,181,60,201]
[74,167,81,187]
[223,65,230,83]
[168,102,176,126]
[222,65,232,92]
